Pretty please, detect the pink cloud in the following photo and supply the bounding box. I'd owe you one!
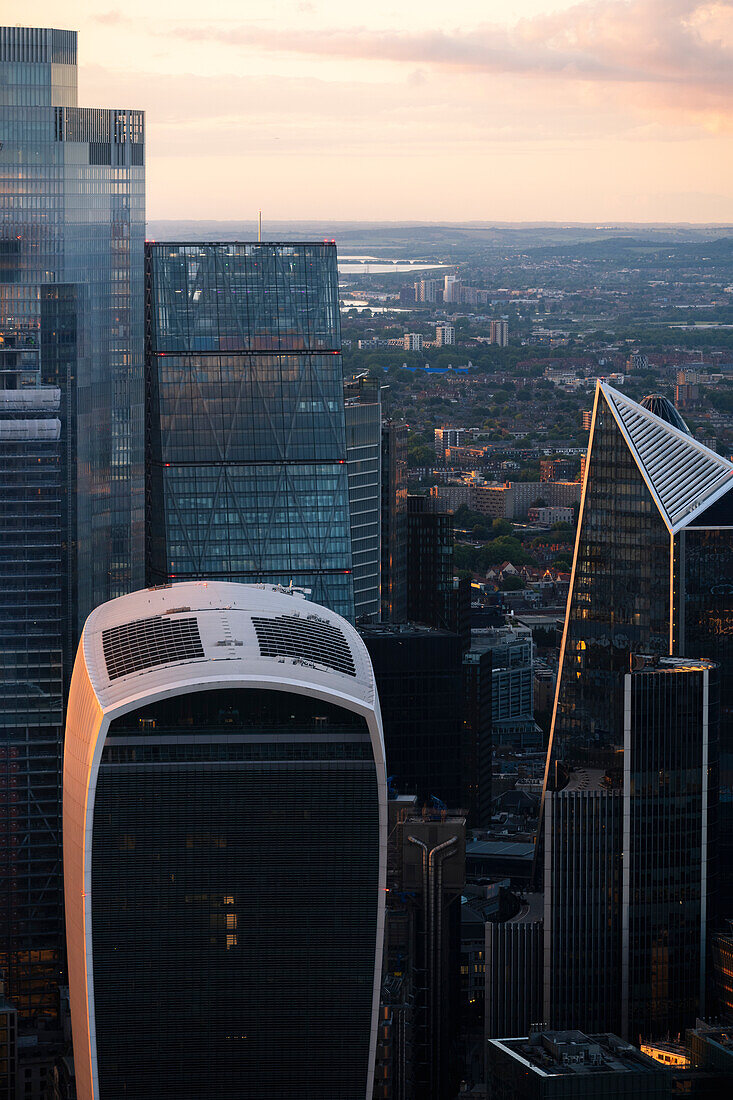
[165,0,733,94]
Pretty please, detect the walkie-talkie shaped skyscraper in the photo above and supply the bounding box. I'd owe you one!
[64,582,387,1100]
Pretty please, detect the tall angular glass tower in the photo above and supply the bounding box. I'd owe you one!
[0,27,145,1020]
[64,581,386,1100]
[545,382,733,793]
[541,381,733,1035]
[145,242,354,620]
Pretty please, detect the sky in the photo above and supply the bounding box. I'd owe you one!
[18,0,733,223]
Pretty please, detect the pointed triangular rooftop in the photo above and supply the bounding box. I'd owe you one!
[598,383,733,532]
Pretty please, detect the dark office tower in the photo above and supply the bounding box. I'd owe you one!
[375,799,466,1100]
[145,242,353,620]
[406,495,454,630]
[544,656,718,1040]
[485,897,544,1041]
[0,976,18,1100]
[380,421,408,622]
[640,393,691,433]
[63,582,386,1100]
[622,657,718,1040]
[462,649,492,824]
[360,624,463,807]
[344,376,381,622]
[0,26,144,1021]
[543,383,733,901]
[544,783,622,1032]
[712,927,733,1020]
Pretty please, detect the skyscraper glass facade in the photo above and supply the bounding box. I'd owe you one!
[380,421,408,623]
[146,243,354,619]
[0,26,144,1019]
[622,660,718,1039]
[63,583,386,1100]
[542,382,731,1037]
[547,385,733,793]
[550,399,670,775]
[344,376,381,621]
[93,689,380,1099]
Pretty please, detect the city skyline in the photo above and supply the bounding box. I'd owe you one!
[17,1,733,223]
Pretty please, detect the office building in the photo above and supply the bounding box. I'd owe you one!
[435,323,455,347]
[406,496,455,630]
[487,1031,669,1100]
[712,928,733,1019]
[0,25,144,1021]
[545,382,733,831]
[403,332,423,352]
[544,780,622,1033]
[63,582,387,1100]
[375,798,466,1100]
[685,1023,733,1078]
[490,320,509,347]
[344,376,381,621]
[0,978,17,1100]
[360,623,463,807]
[462,649,492,824]
[145,242,353,620]
[485,896,544,1041]
[622,657,717,1040]
[381,421,408,623]
[471,627,539,749]
[544,654,718,1039]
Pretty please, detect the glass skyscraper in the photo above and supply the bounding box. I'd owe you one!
[145,242,354,620]
[545,383,733,805]
[0,26,144,1020]
[544,656,717,1039]
[344,375,382,622]
[64,581,387,1100]
[541,381,732,1036]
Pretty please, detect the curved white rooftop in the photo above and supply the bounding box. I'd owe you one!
[600,383,733,532]
[80,581,376,713]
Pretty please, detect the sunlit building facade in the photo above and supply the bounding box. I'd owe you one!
[64,582,387,1100]
[0,25,144,1019]
[145,242,354,619]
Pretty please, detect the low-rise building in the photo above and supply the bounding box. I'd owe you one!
[527,506,574,525]
[487,1031,669,1099]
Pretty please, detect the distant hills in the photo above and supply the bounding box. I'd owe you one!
[145,220,733,265]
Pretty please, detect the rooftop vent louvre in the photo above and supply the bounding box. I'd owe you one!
[102,616,204,681]
[252,615,356,677]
